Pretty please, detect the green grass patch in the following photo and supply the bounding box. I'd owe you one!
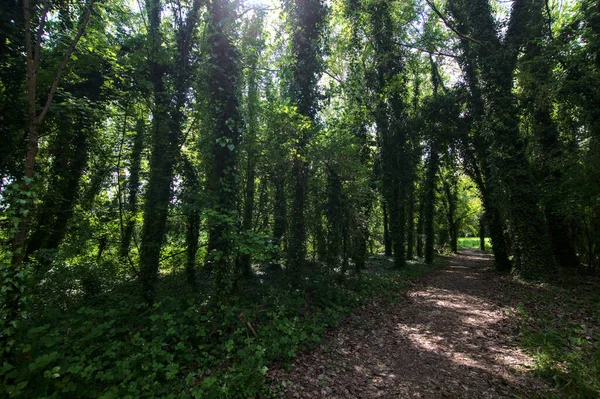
[458,237,491,250]
[515,277,600,398]
[1,256,441,399]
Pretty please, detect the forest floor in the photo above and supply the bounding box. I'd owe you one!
[268,250,554,398]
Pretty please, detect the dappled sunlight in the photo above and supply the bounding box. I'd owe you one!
[396,285,533,386]
[272,250,550,398]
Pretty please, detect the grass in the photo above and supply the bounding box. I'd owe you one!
[458,237,491,251]
[514,275,600,398]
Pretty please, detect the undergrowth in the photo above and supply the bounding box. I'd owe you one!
[515,275,600,398]
[1,256,440,398]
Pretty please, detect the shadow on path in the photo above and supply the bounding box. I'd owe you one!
[269,251,551,398]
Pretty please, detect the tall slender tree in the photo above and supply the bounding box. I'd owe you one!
[205,0,242,293]
[139,0,202,302]
[286,0,326,282]
[239,13,265,277]
[369,0,409,268]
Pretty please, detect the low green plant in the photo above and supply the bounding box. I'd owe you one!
[0,256,440,398]
[516,281,600,398]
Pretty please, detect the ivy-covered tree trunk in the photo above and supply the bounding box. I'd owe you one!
[139,0,201,302]
[26,116,89,262]
[120,117,144,260]
[406,190,415,260]
[458,41,512,272]
[416,190,424,258]
[326,168,343,269]
[441,165,458,254]
[271,173,286,269]
[180,155,201,287]
[138,0,172,302]
[382,200,392,256]
[206,0,242,294]
[448,0,555,278]
[424,141,439,264]
[239,15,263,278]
[313,191,327,263]
[479,216,485,251]
[482,186,511,271]
[286,0,325,283]
[462,135,512,271]
[369,0,408,269]
[521,7,580,268]
[11,0,94,266]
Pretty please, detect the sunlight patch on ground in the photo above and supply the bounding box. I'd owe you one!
[396,286,534,383]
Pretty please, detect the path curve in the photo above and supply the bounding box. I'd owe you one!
[269,251,550,398]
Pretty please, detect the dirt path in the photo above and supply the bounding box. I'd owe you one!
[269,251,551,398]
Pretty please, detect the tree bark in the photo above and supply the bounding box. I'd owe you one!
[424,142,439,264]
[12,0,94,266]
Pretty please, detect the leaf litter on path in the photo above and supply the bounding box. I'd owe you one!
[268,251,553,398]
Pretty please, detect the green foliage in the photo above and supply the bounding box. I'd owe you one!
[516,279,600,398]
[0,256,438,398]
[0,256,34,358]
[2,0,600,397]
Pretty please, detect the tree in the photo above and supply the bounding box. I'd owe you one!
[286,0,326,282]
[368,0,409,268]
[239,13,265,278]
[11,0,95,266]
[138,0,201,302]
[447,0,556,277]
[205,0,243,294]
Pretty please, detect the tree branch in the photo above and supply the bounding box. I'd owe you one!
[424,0,488,49]
[37,0,95,124]
[399,42,463,59]
[33,0,51,75]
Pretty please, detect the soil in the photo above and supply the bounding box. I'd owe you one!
[268,250,553,398]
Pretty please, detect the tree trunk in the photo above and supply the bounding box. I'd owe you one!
[441,170,458,254]
[326,168,343,269]
[120,117,144,260]
[26,116,89,262]
[286,0,325,283]
[406,190,415,260]
[12,0,94,266]
[479,216,485,251]
[138,0,174,303]
[448,0,555,278]
[424,142,439,264]
[139,0,201,302]
[521,11,581,269]
[416,188,424,258]
[271,174,286,269]
[206,0,242,295]
[181,155,200,287]
[383,200,392,256]
[238,15,263,278]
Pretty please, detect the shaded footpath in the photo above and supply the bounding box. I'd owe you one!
[269,250,552,398]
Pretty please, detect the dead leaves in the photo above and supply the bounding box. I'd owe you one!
[268,251,552,398]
